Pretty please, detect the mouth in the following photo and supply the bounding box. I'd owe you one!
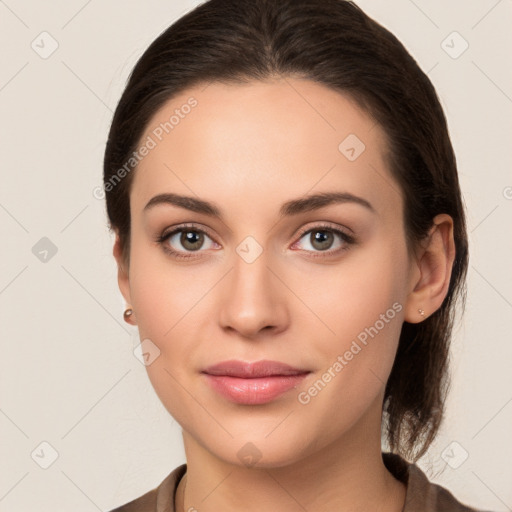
[202,359,310,378]
[201,360,311,404]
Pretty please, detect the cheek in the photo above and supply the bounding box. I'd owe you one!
[126,247,206,423]
[302,239,406,345]
[293,296,404,443]
[127,239,216,384]
[296,241,407,404]
[128,235,207,337]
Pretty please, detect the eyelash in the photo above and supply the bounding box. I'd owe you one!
[155,222,356,260]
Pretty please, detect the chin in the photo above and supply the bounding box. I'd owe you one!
[194,424,317,470]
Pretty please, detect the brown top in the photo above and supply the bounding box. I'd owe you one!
[109,452,491,512]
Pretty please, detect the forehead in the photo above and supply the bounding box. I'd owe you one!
[131,78,400,220]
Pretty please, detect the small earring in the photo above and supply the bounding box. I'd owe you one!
[124,308,134,323]
[418,308,425,317]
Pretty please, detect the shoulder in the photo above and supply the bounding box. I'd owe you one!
[108,464,187,512]
[406,463,489,512]
[383,452,495,512]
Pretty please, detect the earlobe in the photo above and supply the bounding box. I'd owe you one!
[404,214,456,323]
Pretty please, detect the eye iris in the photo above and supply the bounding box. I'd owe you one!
[181,231,204,251]
[311,230,333,250]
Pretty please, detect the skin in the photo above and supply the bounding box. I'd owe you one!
[113,77,455,512]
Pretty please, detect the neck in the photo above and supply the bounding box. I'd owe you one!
[175,395,406,512]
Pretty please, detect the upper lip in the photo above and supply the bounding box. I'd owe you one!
[202,359,310,378]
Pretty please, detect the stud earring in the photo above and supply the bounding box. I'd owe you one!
[418,308,425,317]
[124,308,134,323]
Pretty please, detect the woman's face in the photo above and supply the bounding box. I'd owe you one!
[118,77,420,467]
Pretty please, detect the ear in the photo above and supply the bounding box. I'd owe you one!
[113,231,132,307]
[404,214,456,323]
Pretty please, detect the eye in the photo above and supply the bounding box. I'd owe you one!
[291,223,355,257]
[156,224,218,260]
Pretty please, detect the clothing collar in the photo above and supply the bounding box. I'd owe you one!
[152,452,464,512]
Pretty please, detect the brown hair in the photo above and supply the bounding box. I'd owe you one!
[103,0,468,462]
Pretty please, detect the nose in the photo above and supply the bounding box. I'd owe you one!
[218,246,289,339]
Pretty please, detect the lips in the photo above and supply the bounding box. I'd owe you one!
[201,360,311,404]
[202,359,310,378]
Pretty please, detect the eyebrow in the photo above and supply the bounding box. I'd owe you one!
[143,191,375,219]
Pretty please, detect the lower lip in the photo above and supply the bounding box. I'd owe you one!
[203,373,309,405]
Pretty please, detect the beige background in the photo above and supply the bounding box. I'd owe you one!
[0,0,511,510]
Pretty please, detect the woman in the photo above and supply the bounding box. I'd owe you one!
[103,0,490,510]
